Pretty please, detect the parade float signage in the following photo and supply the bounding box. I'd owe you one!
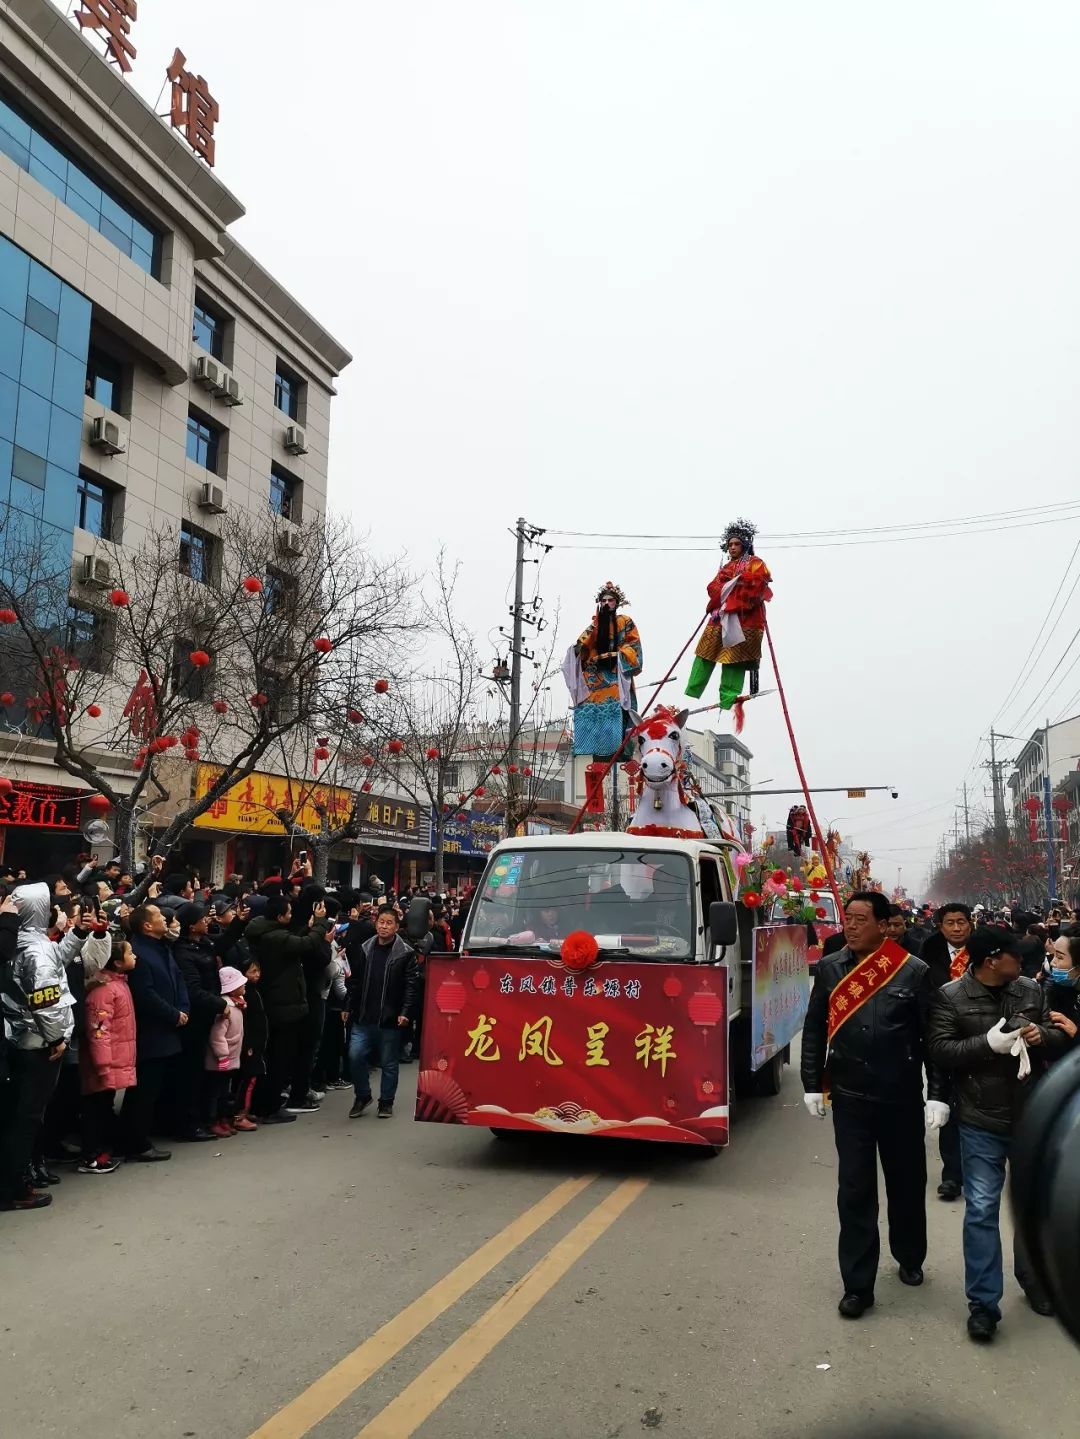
[751,924,810,1071]
[416,956,730,1147]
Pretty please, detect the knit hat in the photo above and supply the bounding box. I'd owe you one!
[209,895,235,918]
[176,901,207,931]
[218,966,246,994]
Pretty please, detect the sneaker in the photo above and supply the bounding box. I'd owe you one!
[377,1102,393,1119]
[210,1121,234,1138]
[0,1186,52,1211]
[349,1097,373,1119]
[258,1111,297,1125]
[307,1090,326,1102]
[326,1079,351,1091]
[967,1307,998,1342]
[127,1146,171,1162]
[78,1154,120,1175]
[232,1115,258,1132]
[285,1099,321,1113]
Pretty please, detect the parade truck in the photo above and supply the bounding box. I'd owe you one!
[414,831,810,1151]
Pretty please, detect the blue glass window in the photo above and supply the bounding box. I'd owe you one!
[0,91,161,277]
[192,294,226,359]
[269,465,297,519]
[274,363,303,419]
[65,605,105,671]
[86,348,123,411]
[75,472,114,539]
[186,409,221,472]
[15,388,51,458]
[20,328,55,400]
[179,522,214,585]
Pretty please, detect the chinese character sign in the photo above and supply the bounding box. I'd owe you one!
[192,764,355,835]
[76,0,137,73]
[417,957,729,1148]
[0,783,82,831]
[167,49,219,166]
[750,925,810,1071]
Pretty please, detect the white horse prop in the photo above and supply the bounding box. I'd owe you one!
[625,706,735,842]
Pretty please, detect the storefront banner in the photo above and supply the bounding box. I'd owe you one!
[434,810,503,856]
[751,924,810,1071]
[417,955,729,1147]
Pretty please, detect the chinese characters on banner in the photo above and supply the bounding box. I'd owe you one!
[0,782,82,831]
[750,924,810,1071]
[434,810,502,856]
[417,957,729,1148]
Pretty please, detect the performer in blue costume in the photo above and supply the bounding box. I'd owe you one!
[562,581,644,760]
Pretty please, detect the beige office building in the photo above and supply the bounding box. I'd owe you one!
[0,1,351,872]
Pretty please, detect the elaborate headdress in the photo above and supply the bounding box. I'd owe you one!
[595,579,628,606]
[722,518,757,555]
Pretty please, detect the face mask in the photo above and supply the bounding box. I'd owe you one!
[1048,968,1074,985]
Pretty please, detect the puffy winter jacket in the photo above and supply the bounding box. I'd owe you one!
[1,883,87,1050]
[206,999,244,1071]
[80,971,136,1093]
[801,944,945,1103]
[928,971,1066,1135]
[244,915,328,1025]
[128,934,189,1060]
[173,935,226,1029]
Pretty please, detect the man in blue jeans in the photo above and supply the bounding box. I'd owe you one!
[347,909,417,1119]
[928,925,1065,1341]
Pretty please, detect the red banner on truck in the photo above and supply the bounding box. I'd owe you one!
[416,955,729,1147]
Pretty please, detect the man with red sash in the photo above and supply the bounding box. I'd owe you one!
[802,891,948,1318]
[920,902,973,1201]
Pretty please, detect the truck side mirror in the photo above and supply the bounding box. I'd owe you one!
[709,900,738,954]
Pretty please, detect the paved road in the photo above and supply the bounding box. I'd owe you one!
[1,1059,1075,1439]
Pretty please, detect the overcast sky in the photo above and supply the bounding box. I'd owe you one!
[118,2,1080,893]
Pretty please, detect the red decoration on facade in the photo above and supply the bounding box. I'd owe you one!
[561,931,600,971]
[167,48,219,167]
[189,649,210,668]
[75,0,137,73]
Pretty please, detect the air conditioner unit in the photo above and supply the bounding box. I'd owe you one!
[89,416,126,455]
[283,424,308,456]
[198,482,227,514]
[223,375,244,407]
[79,553,112,589]
[276,525,304,558]
[194,355,222,392]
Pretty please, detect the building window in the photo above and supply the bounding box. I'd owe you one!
[192,293,226,360]
[263,569,297,619]
[179,522,214,585]
[269,464,298,520]
[85,346,124,412]
[274,362,303,419]
[75,472,116,540]
[0,92,160,277]
[186,409,221,473]
[65,604,105,672]
[171,639,208,700]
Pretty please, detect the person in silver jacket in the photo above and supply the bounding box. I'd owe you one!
[0,883,91,1211]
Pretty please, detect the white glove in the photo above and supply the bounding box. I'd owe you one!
[986,1018,1015,1055]
[803,1092,827,1119]
[1010,1032,1032,1080]
[925,1100,950,1131]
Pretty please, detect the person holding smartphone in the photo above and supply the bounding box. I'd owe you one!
[929,925,1067,1341]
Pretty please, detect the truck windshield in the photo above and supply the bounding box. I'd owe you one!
[769,892,839,925]
[467,848,694,959]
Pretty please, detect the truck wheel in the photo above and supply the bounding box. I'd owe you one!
[490,1127,526,1141]
[754,1052,785,1098]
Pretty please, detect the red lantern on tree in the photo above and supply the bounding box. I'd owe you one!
[348,709,365,724]
[313,636,333,654]
[0,777,12,795]
[86,793,111,814]
[86,703,102,718]
[374,679,389,694]
[242,576,263,595]
[314,746,330,763]
[0,608,16,625]
[387,739,403,755]
[108,589,129,607]
[491,765,501,775]
[250,693,268,707]
[523,766,532,777]
[508,764,518,774]
[475,786,486,798]
[0,692,14,706]
[361,780,373,792]
[183,748,199,762]
[189,650,210,668]
[212,699,228,714]
[426,747,439,760]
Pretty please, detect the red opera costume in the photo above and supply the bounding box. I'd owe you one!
[685,519,772,710]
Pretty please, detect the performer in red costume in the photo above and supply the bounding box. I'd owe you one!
[685,519,772,709]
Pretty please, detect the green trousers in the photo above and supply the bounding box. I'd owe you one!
[685,657,748,709]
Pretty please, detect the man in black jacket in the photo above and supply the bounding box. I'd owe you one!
[246,896,328,1120]
[928,925,1066,1341]
[802,891,947,1318]
[347,909,417,1119]
[920,902,973,1201]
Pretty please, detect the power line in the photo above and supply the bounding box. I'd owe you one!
[1008,624,1080,734]
[993,537,1080,728]
[548,511,1080,554]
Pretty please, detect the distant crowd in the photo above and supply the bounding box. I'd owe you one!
[0,852,471,1213]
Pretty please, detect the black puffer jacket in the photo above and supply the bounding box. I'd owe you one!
[928,972,1066,1134]
[801,945,944,1104]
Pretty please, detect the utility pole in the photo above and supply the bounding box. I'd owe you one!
[1043,717,1058,902]
[962,782,971,842]
[986,729,1008,835]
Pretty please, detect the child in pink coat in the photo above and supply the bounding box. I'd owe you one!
[79,933,137,1174]
[205,966,246,1138]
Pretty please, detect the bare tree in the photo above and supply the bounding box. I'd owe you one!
[0,508,410,888]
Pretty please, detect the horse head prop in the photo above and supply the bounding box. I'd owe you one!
[626,706,709,840]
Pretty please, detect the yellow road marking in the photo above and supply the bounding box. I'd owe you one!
[355,1178,648,1439]
[247,1175,595,1439]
